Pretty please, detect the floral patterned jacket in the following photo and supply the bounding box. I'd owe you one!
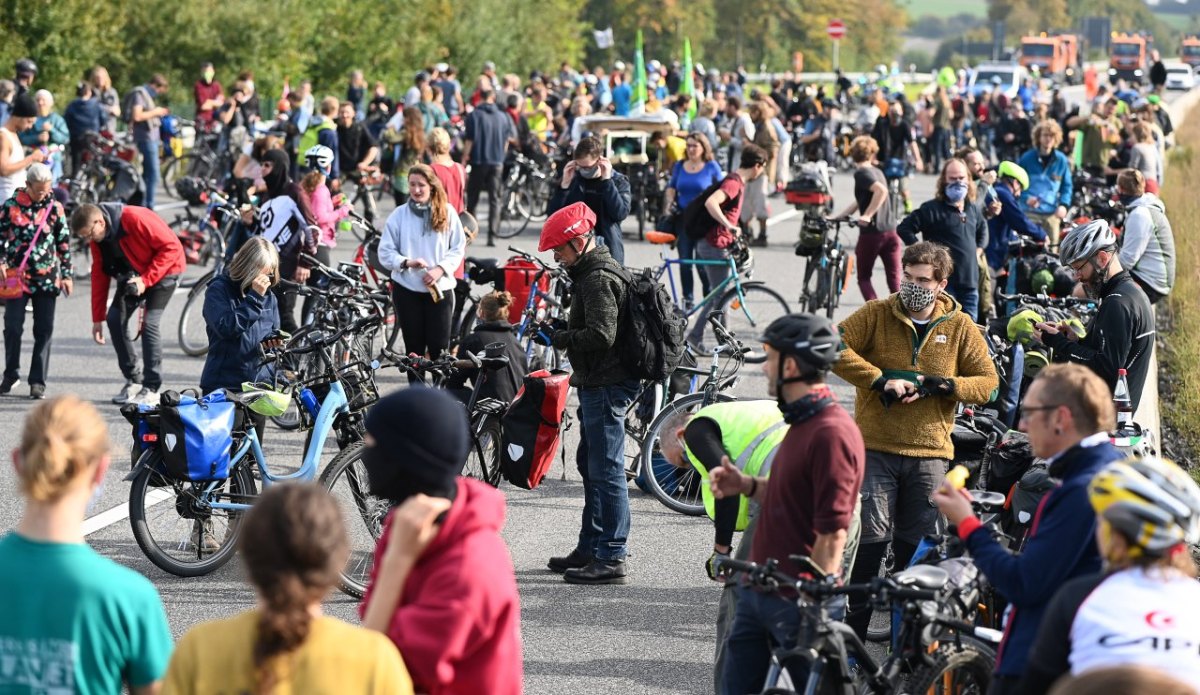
[0,189,72,294]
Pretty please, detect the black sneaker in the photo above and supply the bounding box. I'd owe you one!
[547,549,593,574]
[29,384,45,400]
[563,559,628,585]
[0,376,18,395]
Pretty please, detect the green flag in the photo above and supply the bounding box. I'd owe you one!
[682,38,696,123]
[633,29,647,114]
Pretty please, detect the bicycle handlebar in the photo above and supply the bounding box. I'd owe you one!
[283,315,380,356]
[996,292,1097,309]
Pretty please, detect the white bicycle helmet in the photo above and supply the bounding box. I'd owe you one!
[1089,456,1200,557]
[1059,219,1117,267]
[304,145,335,176]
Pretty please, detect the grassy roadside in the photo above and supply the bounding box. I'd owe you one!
[1158,110,1200,481]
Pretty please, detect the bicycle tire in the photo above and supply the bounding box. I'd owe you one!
[128,450,255,577]
[903,640,995,694]
[177,272,214,357]
[493,184,532,239]
[161,154,193,193]
[825,254,841,320]
[639,391,736,515]
[319,441,388,599]
[717,283,792,364]
[465,413,502,487]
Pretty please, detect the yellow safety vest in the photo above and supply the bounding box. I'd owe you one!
[685,400,788,531]
[298,117,334,159]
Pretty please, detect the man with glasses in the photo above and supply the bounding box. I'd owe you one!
[834,241,998,641]
[1033,219,1153,411]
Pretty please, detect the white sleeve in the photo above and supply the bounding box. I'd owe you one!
[438,205,467,276]
[1118,208,1152,269]
[378,211,405,272]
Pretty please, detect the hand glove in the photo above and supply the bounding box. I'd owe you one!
[919,375,955,397]
[531,322,557,347]
[706,550,731,582]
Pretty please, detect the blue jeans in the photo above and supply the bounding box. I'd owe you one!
[574,380,639,561]
[948,284,979,323]
[137,140,160,210]
[675,219,710,305]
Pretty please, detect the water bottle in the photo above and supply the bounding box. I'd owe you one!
[299,388,320,418]
[1113,368,1134,426]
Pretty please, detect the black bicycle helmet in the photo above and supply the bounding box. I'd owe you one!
[175,177,207,207]
[760,313,841,378]
[14,58,37,76]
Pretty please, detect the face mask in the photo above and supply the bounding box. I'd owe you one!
[944,181,968,203]
[203,69,215,82]
[243,81,254,93]
[577,165,600,179]
[1119,194,1139,207]
[899,280,937,313]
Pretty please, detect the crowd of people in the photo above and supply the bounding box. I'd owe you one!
[0,51,1196,695]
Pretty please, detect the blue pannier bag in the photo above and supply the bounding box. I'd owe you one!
[158,389,236,481]
[883,158,907,180]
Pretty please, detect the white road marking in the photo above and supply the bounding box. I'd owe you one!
[82,489,172,536]
[767,208,799,225]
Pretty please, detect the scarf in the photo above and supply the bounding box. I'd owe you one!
[779,384,835,425]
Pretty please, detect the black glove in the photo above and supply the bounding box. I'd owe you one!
[919,375,955,397]
[532,319,564,347]
[706,550,731,582]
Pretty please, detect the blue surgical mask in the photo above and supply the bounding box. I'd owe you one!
[945,181,968,203]
[577,165,600,180]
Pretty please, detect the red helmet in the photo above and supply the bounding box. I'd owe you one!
[538,202,597,252]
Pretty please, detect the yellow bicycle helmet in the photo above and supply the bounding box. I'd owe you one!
[1089,456,1200,557]
[240,383,293,417]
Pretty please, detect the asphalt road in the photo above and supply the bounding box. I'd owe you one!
[0,84,1186,694]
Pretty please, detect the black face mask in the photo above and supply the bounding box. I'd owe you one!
[362,443,458,507]
[1119,194,1139,207]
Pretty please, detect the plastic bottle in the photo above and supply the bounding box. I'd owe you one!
[1113,368,1133,426]
[945,465,970,490]
[299,388,320,419]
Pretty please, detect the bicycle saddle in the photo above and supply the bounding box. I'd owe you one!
[892,564,949,591]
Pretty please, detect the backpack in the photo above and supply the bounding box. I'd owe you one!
[681,177,739,240]
[121,86,152,126]
[606,265,688,381]
[500,369,571,489]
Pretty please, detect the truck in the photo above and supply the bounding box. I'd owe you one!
[1109,32,1154,85]
[1020,33,1082,84]
[1181,35,1200,69]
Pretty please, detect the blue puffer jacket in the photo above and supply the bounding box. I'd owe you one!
[200,273,280,394]
[963,438,1124,678]
[985,184,1046,270]
[1017,148,1073,216]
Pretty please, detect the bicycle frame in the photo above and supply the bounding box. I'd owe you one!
[205,381,349,512]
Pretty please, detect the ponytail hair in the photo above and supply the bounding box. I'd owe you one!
[240,483,348,695]
[18,396,110,503]
[478,290,514,322]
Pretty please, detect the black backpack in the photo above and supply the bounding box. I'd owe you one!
[606,266,688,381]
[680,177,738,240]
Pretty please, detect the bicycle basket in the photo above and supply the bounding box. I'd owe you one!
[239,383,293,417]
[338,362,380,411]
[796,215,829,256]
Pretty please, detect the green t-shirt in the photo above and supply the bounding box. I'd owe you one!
[0,533,173,694]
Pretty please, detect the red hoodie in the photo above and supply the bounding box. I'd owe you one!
[360,478,522,695]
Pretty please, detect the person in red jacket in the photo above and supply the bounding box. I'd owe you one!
[69,203,185,406]
[360,387,522,695]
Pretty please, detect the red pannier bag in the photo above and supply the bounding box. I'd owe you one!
[502,257,550,325]
[501,369,570,489]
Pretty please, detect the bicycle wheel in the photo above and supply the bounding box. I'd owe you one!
[717,283,792,364]
[464,413,502,486]
[319,441,389,599]
[639,391,736,515]
[71,236,91,280]
[128,450,255,577]
[825,255,841,320]
[178,273,214,357]
[271,328,331,430]
[904,641,995,694]
[493,184,532,239]
[161,154,193,193]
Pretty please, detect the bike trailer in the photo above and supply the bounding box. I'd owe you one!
[502,257,550,325]
[500,369,571,490]
[157,389,238,481]
[784,162,833,211]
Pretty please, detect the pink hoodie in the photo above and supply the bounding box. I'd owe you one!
[299,183,349,248]
[360,478,523,695]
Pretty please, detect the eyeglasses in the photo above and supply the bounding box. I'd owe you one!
[1019,404,1061,421]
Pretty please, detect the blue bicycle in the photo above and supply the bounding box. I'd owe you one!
[125,316,386,598]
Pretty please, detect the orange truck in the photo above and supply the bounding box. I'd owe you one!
[1109,32,1153,84]
[1181,35,1200,69]
[1020,33,1082,84]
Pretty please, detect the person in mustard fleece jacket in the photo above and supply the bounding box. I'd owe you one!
[834,240,998,640]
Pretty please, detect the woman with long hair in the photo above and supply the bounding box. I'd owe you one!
[89,65,121,133]
[164,483,412,694]
[0,396,172,693]
[201,237,280,396]
[833,135,902,300]
[383,106,427,206]
[377,164,466,373]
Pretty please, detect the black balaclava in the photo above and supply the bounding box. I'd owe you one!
[362,387,471,505]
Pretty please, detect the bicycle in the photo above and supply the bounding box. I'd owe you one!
[505,246,571,371]
[174,189,247,357]
[644,230,790,363]
[795,215,853,320]
[492,152,554,239]
[124,315,386,598]
[627,314,746,516]
[720,554,997,694]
